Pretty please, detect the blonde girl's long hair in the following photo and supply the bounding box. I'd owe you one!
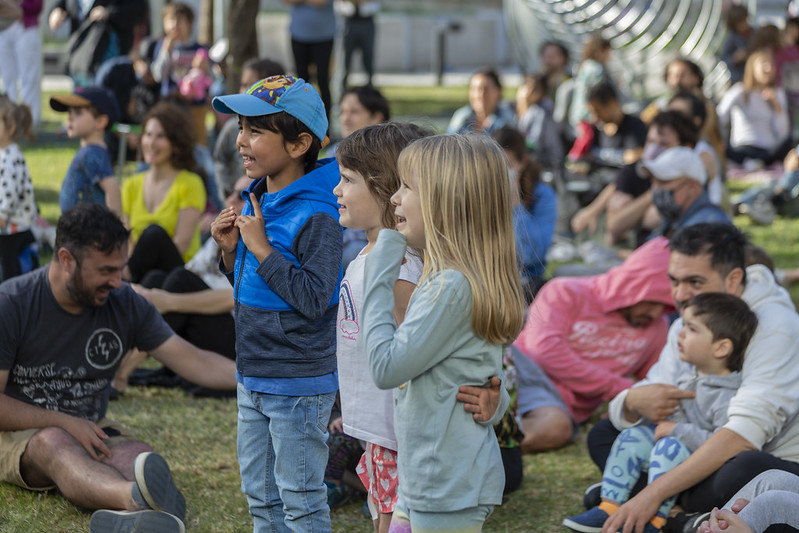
[397,134,526,345]
[742,48,776,101]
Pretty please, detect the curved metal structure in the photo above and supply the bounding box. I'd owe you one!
[504,0,758,100]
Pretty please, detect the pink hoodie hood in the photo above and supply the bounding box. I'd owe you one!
[514,237,674,422]
[593,237,674,314]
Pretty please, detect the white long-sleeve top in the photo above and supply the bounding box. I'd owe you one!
[717,83,790,151]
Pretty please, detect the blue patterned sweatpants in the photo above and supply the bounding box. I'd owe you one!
[600,425,691,518]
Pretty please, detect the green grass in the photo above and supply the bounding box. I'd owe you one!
[4,85,799,532]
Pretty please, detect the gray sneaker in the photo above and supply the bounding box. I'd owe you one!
[133,452,187,521]
[90,509,185,533]
[739,195,777,225]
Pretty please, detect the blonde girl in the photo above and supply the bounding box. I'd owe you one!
[0,95,36,282]
[363,134,526,532]
[717,48,791,166]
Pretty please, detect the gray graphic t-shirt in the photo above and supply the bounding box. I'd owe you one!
[0,267,172,421]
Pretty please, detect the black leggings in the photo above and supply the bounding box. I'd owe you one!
[291,38,334,120]
[141,266,235,360]
[587,418,799,512]
[726,136,794,166]
[127,224,185,284]
[0,230,36,282]
[342,16,375,87]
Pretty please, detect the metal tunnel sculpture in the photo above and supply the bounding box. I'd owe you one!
[504,0,744,100]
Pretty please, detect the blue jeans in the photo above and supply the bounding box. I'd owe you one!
[236,383,335,533]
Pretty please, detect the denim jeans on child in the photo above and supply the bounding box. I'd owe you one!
[237,383,335,532]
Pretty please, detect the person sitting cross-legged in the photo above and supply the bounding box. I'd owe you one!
[0,204,236,533]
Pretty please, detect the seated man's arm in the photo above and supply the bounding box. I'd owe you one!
[606,189,652,244]
[149,335,236,390]
[133,285,233,315]
[571,183,615,235]
[0,370,112,459]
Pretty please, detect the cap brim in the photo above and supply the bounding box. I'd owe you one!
[212,93,280,117]
[49,94,92,112]
[638,161,671,181]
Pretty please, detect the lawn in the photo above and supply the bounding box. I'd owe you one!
[2,85,798,532]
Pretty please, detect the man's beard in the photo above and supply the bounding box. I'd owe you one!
[66,266,111,308]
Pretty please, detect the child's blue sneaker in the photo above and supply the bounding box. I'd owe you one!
[563,505,609,533]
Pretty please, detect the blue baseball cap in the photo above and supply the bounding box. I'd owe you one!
[49,86,120,126]
[212,75,329,146]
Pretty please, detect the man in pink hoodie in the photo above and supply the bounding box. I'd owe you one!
[513,236,674,453]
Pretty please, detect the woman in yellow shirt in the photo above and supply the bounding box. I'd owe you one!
[122,102,206,283]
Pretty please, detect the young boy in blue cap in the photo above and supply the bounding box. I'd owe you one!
[210,75,342,532]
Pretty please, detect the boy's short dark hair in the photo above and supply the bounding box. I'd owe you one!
[163,2,195,25]
[586,81,618,106]
[336,122,433,229]
[55,204,130,262]
[245,112,321,174]
[82,105,111,131]
[685,293,758,372]
[650,109,699,148]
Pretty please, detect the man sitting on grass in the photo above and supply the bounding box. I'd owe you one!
[0,204,236,533]
[592,223,799,532]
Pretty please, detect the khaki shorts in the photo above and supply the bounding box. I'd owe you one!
[0,418,135,490]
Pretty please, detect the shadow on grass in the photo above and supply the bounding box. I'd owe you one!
[35,187,59,206]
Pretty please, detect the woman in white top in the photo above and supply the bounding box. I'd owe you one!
[717,48,792,167]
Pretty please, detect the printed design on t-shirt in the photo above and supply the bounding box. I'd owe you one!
[568,321,648,364]
[85,328,124,370]
[13,361,108,420]
[338,280,359,340]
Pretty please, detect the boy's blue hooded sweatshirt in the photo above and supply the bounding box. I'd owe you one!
[229,158,343,379]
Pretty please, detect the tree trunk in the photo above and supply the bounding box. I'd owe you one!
[226,0,260,91]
